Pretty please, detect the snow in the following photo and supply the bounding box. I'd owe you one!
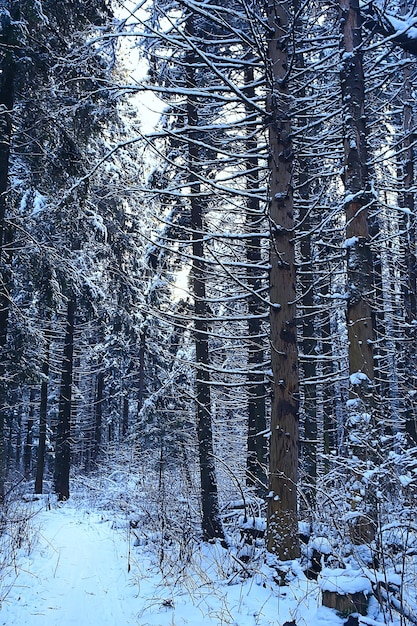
[399,473,413,488]
[32,191,46,216]
[0,503,137,625]
[0,488,401,626]
[350,371,371,386]
[311,537,332,555]
[384,14,417,43]
[343,236,359,249]
[319,566,372,595]
[239,515,267,532]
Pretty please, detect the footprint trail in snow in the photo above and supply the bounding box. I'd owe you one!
[1,504,138,626]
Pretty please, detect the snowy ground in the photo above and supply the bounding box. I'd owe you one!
[0,493,400,626]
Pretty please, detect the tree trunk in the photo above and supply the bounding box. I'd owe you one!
[186,17,224,542]
[340,0,376,544]
[122,394,129,438]
[54,295,75,501]
[34,334,50,494]
[93,369,104,463]
[401,41,417,442]
[244,62,267,497]
[24,388,36,477]
[0,0,16,504]
[266,0,300,561]
[295,15,318,506]
[341,0,374,389]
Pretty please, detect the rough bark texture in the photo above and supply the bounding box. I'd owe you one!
[322,590,369,616]
[54,295,75,501]
[340,0,374,391]
[186,18,224,542]
[266,0,300,561]
[340,0,376,544]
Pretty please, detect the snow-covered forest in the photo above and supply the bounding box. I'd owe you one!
[0,0,417,624]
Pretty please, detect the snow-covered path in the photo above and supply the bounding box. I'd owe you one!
[0,503,138,625]
[0,496,381,626]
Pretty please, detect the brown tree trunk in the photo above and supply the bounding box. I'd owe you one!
[340,0,374,391]
[340,0,376,544]
[266,0,300,561]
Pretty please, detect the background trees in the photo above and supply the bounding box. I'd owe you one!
[0,5,416,613]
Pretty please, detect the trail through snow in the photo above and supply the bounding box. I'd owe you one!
[0,497,389,626]
[0,502,139,625]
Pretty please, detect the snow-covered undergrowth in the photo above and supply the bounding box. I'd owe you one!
[0,460,415,626]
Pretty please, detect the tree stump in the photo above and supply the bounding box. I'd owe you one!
[320,567,371,616]
[322,589,368,616]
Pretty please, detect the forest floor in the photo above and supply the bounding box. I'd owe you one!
[0,480,402,626]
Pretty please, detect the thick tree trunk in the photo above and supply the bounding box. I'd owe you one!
[340,0,376,544]
[186,18,224,542]
[266,0,300,561]
[340,0,374,391]
[54,295,75,501]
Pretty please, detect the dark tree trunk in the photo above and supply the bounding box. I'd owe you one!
[244,62,267,497]
[186,17,224,543]
[400,41,417,442]
[122,394,129,437]
[0,1,16,504]
[54,295,75,501]
[266,0,300,561]
[137,329,146,413]
[34,340,50,494]
[24,388,36,477]
[93,369,104,462]
[299,177,318,507]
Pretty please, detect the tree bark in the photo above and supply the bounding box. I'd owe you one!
[34,334,50,494]
[93,369,104,463]
[54,295,75,501]
[266,0,300,561]
[340,0,376,544]
[400,39,417,442]
[0,1,16,503]
[24,388,36,477]
[341,0,374,391]
[186,16,224,543]
[244,62,267,497]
